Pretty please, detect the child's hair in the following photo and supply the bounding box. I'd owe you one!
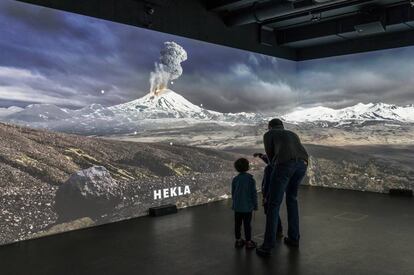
[234,158,249,173]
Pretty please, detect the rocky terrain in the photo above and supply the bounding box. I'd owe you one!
[107,113,414,195]
[0,122,264,246]
[116,120,414,149]
[229,144,414,194]
[305,144,414,193]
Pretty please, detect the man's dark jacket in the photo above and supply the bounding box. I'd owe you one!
[263,125,309,165]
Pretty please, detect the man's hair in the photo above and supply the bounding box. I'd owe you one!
[268,118,284,129]
[234,158,249,173]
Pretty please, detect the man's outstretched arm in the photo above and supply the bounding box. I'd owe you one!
[251,178,258,211]
[263,132,274,164]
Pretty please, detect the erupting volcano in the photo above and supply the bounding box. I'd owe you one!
[149,42,187,96]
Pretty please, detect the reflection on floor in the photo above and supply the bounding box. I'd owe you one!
[0,186,413,275]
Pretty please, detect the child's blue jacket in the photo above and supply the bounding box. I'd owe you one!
[231,173,258,213]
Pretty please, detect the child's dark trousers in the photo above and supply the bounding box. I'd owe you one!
[234,212,252,241]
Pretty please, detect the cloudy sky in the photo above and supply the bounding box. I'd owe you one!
[0,0,413,113]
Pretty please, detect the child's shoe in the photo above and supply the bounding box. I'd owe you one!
[235,239,245,248]
[245,240,257,249]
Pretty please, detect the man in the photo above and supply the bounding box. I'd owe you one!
[256,118,308,257]
[253,152,283,237]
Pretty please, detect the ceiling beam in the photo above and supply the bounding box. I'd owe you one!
[206,0,258,12]
[297,28,414,60]
[224,0,374,26]
[275,3,414,46]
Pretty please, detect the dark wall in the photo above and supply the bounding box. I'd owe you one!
[17,0,296,59]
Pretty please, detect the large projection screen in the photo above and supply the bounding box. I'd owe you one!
[0,0,413,245]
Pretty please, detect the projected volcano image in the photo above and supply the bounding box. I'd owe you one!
[0,0,413,245]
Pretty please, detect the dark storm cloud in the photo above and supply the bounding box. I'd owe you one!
[177,44,414,113]
[0,0,413,113]
[295,47,414,109]
[175,58,298,113]
[0,0,165,106]
[0,0,295,111]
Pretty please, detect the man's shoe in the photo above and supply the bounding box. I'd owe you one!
[276,231,284,239]
[256,246,272,257]
[245,240,257,249]
[235,239,245,248]
[283,237,299,248]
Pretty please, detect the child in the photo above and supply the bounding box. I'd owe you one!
[253,153,283,238]
[232,158,258,249]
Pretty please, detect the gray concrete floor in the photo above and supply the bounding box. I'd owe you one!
[0,186,413,275]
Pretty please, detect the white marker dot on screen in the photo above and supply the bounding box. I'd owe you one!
[101,90,105,94]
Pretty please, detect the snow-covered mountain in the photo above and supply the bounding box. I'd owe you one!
[109,89,220,120]
[108,89,262,122]
[3,91,413,136]
[6,104,72,122]
[1,89,263,135]
[283,103,414,124]
[0,106,23,118]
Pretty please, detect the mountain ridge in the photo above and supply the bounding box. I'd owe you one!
[1,91,413,136]
[282,102,414,124]
[4,89,264,123]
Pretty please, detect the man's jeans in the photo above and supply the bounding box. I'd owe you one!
[262,160,307,250]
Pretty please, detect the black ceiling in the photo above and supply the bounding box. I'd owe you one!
[16,0,414,60]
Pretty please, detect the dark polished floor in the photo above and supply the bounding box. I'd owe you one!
[0,186,413,275]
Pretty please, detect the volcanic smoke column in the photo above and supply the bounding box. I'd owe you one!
[150,41,187,96]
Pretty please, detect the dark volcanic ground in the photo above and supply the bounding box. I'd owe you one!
[306,144,414,192]
[0,123,264,246]
[228,144,414,193]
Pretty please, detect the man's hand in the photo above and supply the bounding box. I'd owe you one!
[253,153,264,158]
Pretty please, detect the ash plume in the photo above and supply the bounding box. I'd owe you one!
[150,42,187,95]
